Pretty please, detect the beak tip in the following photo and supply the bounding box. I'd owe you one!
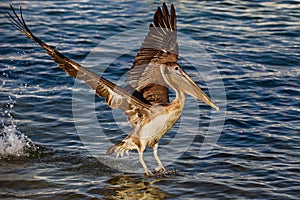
[212,104,219,111]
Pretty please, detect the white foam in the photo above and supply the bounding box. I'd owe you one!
[0,97,37,159]
[0,124,31,158]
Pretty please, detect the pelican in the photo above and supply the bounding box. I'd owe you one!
[7,3,219,175]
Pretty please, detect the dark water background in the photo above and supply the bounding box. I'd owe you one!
[0,0,299,199]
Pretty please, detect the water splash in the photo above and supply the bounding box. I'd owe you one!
[0,97,38,159]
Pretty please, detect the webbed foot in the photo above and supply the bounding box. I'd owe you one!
[151,168,180,177]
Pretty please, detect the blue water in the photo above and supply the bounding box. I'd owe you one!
[1,0,299,199]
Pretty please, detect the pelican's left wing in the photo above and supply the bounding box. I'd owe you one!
[7,5,152,126]
[126,3,178,105]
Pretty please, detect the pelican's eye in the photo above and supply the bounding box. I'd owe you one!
[174,67,179,71]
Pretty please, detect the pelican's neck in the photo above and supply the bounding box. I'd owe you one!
[172,88,185,108]
[160,65,185,107]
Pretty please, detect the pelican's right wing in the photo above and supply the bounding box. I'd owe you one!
[7,5,152,126]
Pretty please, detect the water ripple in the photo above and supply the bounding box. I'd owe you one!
[0,0,299,199]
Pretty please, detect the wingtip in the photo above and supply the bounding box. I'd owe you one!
[170,3,174,9]
[162,2,167,9]
[152,2,176,30]
[9,3,14,10]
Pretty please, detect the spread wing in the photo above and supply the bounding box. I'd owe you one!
[126,3,178,105]
[7,5,152,126]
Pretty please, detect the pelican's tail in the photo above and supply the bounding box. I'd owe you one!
[106,137,137,157]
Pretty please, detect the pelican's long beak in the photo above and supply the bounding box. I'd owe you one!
[180,71,219,111]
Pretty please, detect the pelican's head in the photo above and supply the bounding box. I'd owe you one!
[161,63,219,111]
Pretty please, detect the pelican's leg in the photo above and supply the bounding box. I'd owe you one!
[153,143,166,172]
[138,149,152,175]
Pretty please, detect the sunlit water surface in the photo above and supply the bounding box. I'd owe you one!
[1,0,299,199]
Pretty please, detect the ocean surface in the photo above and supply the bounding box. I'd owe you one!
[0,0,299,199]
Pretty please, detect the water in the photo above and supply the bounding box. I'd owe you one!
[0,0,299,199]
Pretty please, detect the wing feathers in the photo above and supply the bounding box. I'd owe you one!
[127,3,178,105]
[7,5,152,126]
[170,4,176,30]
[162,3,170,27]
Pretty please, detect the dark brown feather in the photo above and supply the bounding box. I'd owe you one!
[162,3,170,27]
[170,4,176,30]
[127,3,178,105]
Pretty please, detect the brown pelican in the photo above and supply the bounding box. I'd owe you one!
[7,3,219,175]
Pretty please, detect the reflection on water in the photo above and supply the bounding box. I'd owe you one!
[105,175,172,199]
